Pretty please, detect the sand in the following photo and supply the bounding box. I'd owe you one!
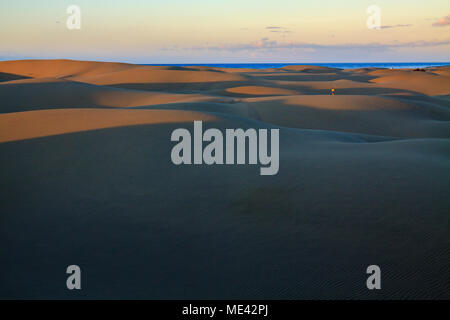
[0,59,449,299]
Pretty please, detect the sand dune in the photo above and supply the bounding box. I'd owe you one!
[0,59,136,78]
[0,109,218,143]
[281,65,341,73]
[0,59,449,299]
[226,85,300,96]
[69,65,248,85]
[370,71,450,95]
[0,78,217,112]
[242,95,450,138]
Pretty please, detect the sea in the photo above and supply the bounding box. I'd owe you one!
[143,62,450,69]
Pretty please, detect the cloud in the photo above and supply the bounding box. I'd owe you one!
[186,38,450,52]
[265,26,293,34]
[270,30,293,34]
[380,24,413,29]
[433,14,450,27]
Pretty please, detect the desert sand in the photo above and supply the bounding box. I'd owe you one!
[0,59,449,299]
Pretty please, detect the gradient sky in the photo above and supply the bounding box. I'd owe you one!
[1,0,449,63]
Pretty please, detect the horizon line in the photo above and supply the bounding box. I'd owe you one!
[1,58,450,65]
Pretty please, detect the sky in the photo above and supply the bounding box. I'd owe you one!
[0,0,449,63]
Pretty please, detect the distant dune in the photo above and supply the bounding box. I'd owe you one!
[0,59,449,299]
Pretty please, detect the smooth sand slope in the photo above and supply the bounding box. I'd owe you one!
[0,59,449,299]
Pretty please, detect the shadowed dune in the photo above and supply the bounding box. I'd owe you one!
[0,78,217,112]
[0,59,449,299]
[0,72,30,82]
[225,85,300,96]
[242,95,450,138]
[0,109,218,143]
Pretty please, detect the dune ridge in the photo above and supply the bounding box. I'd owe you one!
[0,59,449,299]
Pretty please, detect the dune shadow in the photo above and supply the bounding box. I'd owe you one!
[0,72,31,82]
[251,71,377,83]
[247,101,450,138]
[1,122,449,299]
[108,81,249,93]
